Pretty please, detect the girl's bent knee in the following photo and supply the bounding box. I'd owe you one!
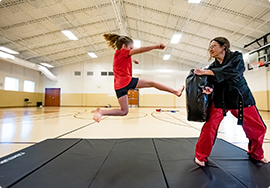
[121,109,129,116]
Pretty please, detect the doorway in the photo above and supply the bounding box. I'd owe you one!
[128,89,139,107]
[45,88,61,106]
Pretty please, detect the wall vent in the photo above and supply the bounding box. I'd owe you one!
[74,71,81,76]
[101,71,107,76]
[87,71,94,76]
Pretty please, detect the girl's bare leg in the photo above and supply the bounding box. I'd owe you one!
[136,79,184,97]
[93,95,129,123]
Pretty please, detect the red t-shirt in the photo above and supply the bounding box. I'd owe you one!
[113,48,132,90]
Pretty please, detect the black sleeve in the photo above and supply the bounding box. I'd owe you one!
[210,52,245,83]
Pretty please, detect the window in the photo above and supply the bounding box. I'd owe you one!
[101,71,107,76]
[4,77,19,91]
[23,80,35,92]
[108,71,114,76]
[87,71,94,76]
[74,71,81,76]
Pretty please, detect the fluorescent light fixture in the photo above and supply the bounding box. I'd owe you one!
[88,52,98,58]
[61,30,78,40]
[40,63,54,68]
[170,33,182,44]
[0,51,15,59]
[163,54,171,60]
[133,40,141,48]
[0,46,19,54]
[188,0,201,3]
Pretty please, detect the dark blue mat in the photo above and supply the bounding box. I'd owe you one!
[0,138,269,188]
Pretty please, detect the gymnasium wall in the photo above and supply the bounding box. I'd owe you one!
[41,54,190,108]
[244,66,270,111]
[1,54,269,111]
[0,60,43,108]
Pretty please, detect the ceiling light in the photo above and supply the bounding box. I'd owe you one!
[188,0,201,3]
[0,51,15,59]
[0,46,19,54]
[133,40,141,48]
[163,54,171,60]
[61,30,78,40]
[40,63,54,68]
[170,33,182,44]
[88,52,97,58]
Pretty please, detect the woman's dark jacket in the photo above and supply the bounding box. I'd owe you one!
[207,51,255,124]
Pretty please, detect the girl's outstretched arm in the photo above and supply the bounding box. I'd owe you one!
[129,44,165,56]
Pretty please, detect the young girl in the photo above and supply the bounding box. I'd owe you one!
[93,33,184,123]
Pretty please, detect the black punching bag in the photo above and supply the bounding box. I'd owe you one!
[186,69,212,122]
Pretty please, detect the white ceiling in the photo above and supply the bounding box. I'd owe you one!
[0,0,270,68]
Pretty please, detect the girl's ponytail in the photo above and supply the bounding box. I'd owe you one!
[103,33,133,50]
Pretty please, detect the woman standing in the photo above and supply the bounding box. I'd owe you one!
[194,37,268,166]
[93,33,184,123]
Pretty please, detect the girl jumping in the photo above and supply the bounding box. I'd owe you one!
[93,33,184,123]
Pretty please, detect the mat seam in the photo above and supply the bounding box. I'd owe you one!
[87,139,118,188]
[7,139,83,188]
[152,138,170,188]
[187,137,249,187]
[209,157,249,188]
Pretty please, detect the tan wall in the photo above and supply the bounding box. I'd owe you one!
[1,90,268,111]
[269,90,270,111]
[252,90,270,111]
[139,94,186,107]
[0,89,43,107]
[60,91,269,111]
[60,93,119,107]
[60,93,186,108]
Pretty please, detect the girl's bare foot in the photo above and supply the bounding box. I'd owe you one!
[260,157,269,163]
[176,85,185,97]
[93,107,102,123]
[195,157,205,166]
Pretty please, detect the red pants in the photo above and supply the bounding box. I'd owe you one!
[195,102,267,162]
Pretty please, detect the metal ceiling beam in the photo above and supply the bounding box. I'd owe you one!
[200,1,270,25]
[128,17,246,51]
[0,2,112,30]
[244,32,270,48]
[111,0,129,35]
[124,1,259,40]
[0,18,116,46]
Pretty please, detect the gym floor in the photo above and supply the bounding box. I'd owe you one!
[0,106,270,160]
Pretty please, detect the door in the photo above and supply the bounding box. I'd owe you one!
[45,88,60,106]
[128,89,139,106]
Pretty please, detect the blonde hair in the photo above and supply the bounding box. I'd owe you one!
[103,33,133,50]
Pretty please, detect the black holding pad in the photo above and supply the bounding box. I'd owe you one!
[186,69,212,122]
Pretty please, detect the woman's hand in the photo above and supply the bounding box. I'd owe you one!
[194,69,214,76]
[202,86,213,94]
